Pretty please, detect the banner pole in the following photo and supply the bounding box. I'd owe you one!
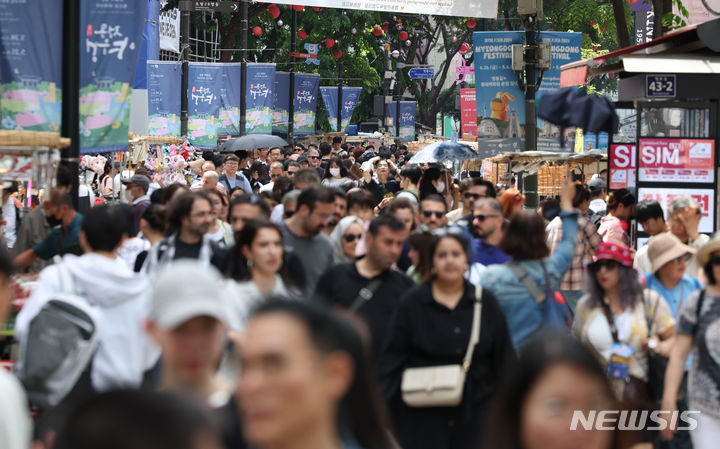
[288,8,296,147]
[62,0,80,207]
[180,8,190,137]
[240,0,248,136]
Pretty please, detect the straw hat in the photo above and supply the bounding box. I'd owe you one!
[696,234,720,267]
[647,232,696,273]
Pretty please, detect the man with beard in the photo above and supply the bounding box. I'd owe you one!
[141,191,225,275]
[281,186,336,297]
[471,198,510,267]
[321,189,347,236]
[314,214,412,357]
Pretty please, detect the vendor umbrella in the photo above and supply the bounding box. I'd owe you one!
[407,141,480,164]
[220,134,289,152]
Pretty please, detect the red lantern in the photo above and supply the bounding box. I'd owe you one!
[382,21,389,32]
[292,5,305,12]
[325,38,335,48]
[372,26,382,37]
[399,31,408,41]
[333,49,343,59]
[268,5,280,19]
[252,26,262,37]
[297,29,307,40]
[467,19,477,29]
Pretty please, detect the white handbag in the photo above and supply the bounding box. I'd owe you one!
[400,287,483,408]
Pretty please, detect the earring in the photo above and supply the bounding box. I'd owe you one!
[247,259,253,268]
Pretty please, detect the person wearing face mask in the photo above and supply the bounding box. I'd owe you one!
[14,189,83,271]
[321,157,355,189]
[120,174,151,231]
[363,156,399,205]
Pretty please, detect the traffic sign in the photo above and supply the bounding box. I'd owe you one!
[409,68,435,79]
[178,1,239,13]
[646,74,676,98]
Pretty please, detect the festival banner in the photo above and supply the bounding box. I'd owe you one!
[80,0,147,154]
[459,88,477,138]
[246,63,276,134]
[388,101,416,141]
[0,0,62,132]
[473,31,581,157]
[267,1,497,19]
[147,61,180,137]
[187,63,242,149]
[273,72,290,134]
[638,138,715,184]
[132,0,160,90]
[294,73,319,136]
[319,86,363,132]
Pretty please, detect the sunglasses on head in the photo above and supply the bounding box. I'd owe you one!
[422,211,445,219]
[343,233,362,243]
[591,259,620,271]
[472,213,499,222]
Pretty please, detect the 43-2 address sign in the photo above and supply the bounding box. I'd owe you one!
[646,75,676,98]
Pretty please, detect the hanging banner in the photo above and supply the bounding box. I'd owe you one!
[187,62,242,149]
[80,0,147,154]
[294,73,319,136]
[132,0,160,90]
[246,63,276,134]
[147,61,180,137]
[459,88,477,138]
[320,86,362,132]
[473,31,582,158]
[159,0,180,53]
[273,72,290,134]
[388,101,417,142]
[268,1,497,19]
[0,0,62,132]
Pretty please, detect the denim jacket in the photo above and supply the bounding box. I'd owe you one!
[480,210,578,350]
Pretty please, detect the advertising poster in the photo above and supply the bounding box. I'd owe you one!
[273,72,290,134]
[294,73,319,136]
[388,101,417,141]
[460,88,477,138]
[0,0,62,132]
[80,0,147,154]
[268,0,498,19]
[187,63,242,148]
[147,61,180,137]
[473,31,581,157]
[246,63,275,134]
[637,187,715,233]
[320,86,363,132]
[638,138,715,183]
[609,144,636,190]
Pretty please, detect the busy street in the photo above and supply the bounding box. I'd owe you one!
[1,1,720,449]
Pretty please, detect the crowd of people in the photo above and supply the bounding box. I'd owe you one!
[0,138,719,449]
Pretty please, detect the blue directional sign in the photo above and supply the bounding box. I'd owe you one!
[409,68,435,79]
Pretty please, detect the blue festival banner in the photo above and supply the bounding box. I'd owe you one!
[473,31,581,157]
[319,86,363,132]
[272,71,290,134]
[80,0,147,154]
[388,101,417,141]
[0,0,63,132]
[187,62,242,149]
[147,61,180,137]
[246,63,276,134]
[132,0,161,90]
[294,73,319,136]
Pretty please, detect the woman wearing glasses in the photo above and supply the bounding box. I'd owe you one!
[662,235,720,449]
[573,241,675,448]
[329,216,364,263]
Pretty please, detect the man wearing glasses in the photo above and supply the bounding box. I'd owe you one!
[219,154,252,195]
[446,178,495,224]
[306,148,324,178]
[418,195,448,231]
[471,198,510,267]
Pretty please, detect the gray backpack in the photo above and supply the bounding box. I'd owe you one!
[16,260,101,408]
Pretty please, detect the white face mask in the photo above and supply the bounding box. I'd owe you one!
[329,167,340,177]
[436,181,445,192]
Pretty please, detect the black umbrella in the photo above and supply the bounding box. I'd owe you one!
[220,134,289,152]
[538,87,619,134]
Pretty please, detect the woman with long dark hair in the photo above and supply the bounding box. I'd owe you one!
[482,332,619,449]
[322,157,354,189]
[378,230,515,449]
[598,189,636,246]
[249,161,269,192]
[237,300,396,449]
[418,166,443,200]
[224,219,299,332]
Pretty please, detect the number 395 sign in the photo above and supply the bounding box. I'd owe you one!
[646,75,676,98]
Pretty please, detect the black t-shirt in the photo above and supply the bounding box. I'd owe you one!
[364,179,400,205]
[174,239,202,260]
[313,262,414,358]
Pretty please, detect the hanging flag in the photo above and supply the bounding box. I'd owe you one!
[80,0,147,154]
[294,73,319,136]
[388,101,417,142]
[272,72,290,134]
[147,61,180,137]
[319,86,362,132]
[132,0,161,90]
[0,0,63,132]
[187,62,242,149]
[246,63,276,134]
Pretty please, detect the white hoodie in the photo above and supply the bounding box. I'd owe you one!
[15,253,152,392]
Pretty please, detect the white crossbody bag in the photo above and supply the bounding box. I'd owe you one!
[400,287,483,408]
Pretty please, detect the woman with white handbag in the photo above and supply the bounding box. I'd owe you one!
[377,229,516,449]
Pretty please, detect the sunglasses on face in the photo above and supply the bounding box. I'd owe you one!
[422,211,445,219]
[671,253,691,264]
[710,256,720,266]
[343,233,362,243]
[308,155,319,159]
[473,213,499,222]
[591,259,620,272]
[284,209,295,218]
[464,192,486,200]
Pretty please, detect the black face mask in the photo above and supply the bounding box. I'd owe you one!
[46,214,62,227]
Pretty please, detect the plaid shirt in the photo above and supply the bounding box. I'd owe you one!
[547,214,602,291]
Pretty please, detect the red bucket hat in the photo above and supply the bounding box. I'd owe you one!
[590,241,633,268]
